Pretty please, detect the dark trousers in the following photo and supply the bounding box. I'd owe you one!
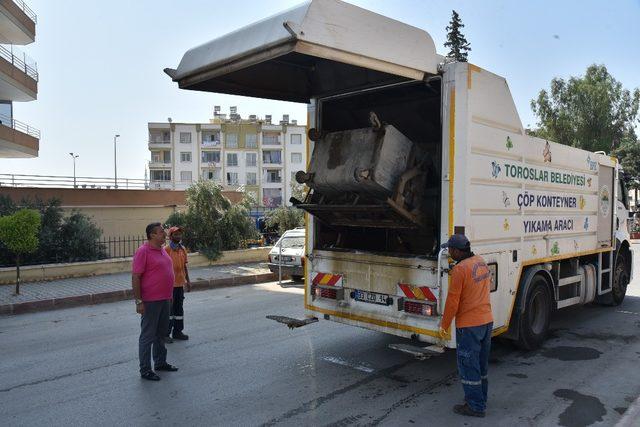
[168,287,185,335]
[139,299,170,374]
[456,322,493,413]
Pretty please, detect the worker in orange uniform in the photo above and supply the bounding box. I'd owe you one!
[165,226,191,341]
[439,234,493,418]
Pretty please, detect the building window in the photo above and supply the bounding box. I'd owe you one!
[246,152,257,167]
[180,152,192,163]
[152,151,171,163]
[203,169,220,181]
[202,151,220,163]
[151,170,171,181]
[226,133,238,148]
[263,133,280,145]
[263,150,282,164]
[226,172,239,186]
[263,188,282,207]
[202,131,220,145]
[246,172,257,185]
[291,134,302,145]
[246,134,258,148]
[291,153,302,163]
[150,131,170,143]
[227,153,238,167]
[179,132,192,144]
[265,169,282,183]
[180,171,193,182]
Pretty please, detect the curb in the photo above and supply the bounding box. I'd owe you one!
[0,272,278,316]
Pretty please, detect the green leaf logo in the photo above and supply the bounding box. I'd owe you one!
[506,136,513,151]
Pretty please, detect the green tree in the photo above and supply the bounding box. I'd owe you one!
[266,206,304,235]
[531,64,640,152]
[165,181,258,260]
[0,209,41,294]
[59,212,107,262]
[444,10,471,63]
[614,140,640,204]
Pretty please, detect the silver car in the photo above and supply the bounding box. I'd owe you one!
[268,228,305,281]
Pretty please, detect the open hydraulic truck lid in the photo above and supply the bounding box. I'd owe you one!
[165,0,443,102]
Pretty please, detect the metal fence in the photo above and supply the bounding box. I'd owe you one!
[0,173,148,189]
[98,235,146,259]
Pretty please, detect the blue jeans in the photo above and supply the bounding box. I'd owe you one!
[456,322,493,413]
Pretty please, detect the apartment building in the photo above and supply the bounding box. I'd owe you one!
[0,0,39,158]
[148,107,307,207]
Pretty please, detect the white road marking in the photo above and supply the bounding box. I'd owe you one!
[321,356,375,373]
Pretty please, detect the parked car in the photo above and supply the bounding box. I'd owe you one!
[268,228,305,281]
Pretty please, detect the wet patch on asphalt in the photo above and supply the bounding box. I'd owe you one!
[507,373,528,379]
[553,389,606,427]
[566,331,638,344]
[541,346,602,361]
[614,406,627,415]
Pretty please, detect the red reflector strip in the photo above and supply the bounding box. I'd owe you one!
[312,272,342,287]
[420,287,437,302]
[399,284,437,302]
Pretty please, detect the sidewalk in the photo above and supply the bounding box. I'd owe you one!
[0,262,277,316]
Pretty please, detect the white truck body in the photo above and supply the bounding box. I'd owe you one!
[167,0,633,348]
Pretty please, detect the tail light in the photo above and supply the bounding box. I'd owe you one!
[399,298,436,316]
[312,285,344,301]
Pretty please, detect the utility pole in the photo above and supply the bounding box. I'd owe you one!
[69,152,79,188]
[113,134,120,188]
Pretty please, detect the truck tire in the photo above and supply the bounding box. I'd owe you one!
[516,275,552,350]
[611,253,629,306]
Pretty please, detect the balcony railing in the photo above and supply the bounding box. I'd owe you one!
[0,113,39,138]
[148,160,171,167]
[11,0,37,23]
[0,44,38,81]
[0,173,147,189]
[148,138,171,144]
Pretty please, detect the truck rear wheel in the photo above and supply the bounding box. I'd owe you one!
[516,275,552,350]
[611,253,629,306]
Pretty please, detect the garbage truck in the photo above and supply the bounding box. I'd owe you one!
[165,0,633,350]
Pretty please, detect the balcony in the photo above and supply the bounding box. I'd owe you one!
[148,138,171,149]
[0,43,36,101]
[0,0,36,45]
[262,135,281,145]
[0,113,38,157]
[148,160,171,169]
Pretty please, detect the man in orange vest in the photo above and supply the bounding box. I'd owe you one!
[165,226,191,341]
[439,234,493,418]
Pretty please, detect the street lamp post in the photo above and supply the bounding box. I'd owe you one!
[113,134,120,188]
[68,152,79,188]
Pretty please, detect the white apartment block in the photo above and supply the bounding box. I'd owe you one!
[148,107,307,207]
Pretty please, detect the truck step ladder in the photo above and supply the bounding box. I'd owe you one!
[388,343,445,359]
[266,315,319,329]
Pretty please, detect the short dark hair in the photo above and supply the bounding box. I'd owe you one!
[146,222,162,239]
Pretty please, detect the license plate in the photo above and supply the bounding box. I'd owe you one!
[354,290,390,306]
[275,256,293,262]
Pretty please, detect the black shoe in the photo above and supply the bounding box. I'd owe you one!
[453,403,485,418]
[172,332,189,340]
[140,371,161,381]
[164,336,174,343]
[155,363,178,372]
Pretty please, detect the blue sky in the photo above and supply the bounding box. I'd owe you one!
[3,0,639,180]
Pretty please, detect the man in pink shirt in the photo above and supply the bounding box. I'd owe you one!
[132,222,178,381]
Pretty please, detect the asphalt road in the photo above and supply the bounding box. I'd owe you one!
[1,261,640,426]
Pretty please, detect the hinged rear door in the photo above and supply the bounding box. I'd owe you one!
[166,0,442,102]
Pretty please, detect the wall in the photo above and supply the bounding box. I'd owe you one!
[0,247,271,284]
